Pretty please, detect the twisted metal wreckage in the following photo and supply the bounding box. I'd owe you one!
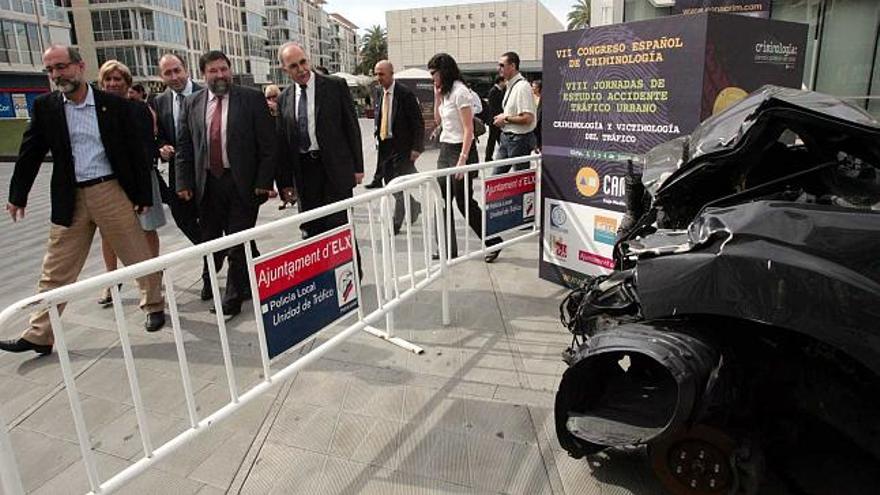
[553,86,880,494]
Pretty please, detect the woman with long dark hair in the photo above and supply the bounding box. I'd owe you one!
[427,53,501,262]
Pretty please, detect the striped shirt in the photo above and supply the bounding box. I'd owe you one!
[63,85,113,182]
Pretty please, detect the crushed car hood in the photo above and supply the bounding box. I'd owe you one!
[638,85,880,210]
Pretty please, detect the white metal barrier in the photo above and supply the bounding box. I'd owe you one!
[0,153,541,495]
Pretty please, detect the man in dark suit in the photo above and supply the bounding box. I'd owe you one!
[176,50,276,318]
[484,76,506,161]
[2,45,166,355]
[373,60,424,234]
[275,42,364,238]
[151,52,223,301]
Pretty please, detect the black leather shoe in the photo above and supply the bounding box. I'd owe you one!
[0,338,53,355]
[144,312,166,332]
[484,250,501,263]
[364,179,383,189]
[209,304,241,320]
[200,282,213,301]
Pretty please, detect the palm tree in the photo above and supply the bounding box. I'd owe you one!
[567,0,591,30]
[357,25,387,75]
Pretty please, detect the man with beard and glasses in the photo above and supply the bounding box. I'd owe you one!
[2,45,166,355]
[175,50,277,319]
[152,52,225,301]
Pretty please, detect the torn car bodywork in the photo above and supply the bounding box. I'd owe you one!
[554,86,880,487]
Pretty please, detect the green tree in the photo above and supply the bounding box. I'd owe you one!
[566,0,591,31]
[357,25,387,75]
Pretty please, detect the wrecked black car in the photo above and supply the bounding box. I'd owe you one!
[554,86,880,494]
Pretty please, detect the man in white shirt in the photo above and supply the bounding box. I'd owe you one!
[492,51,537,174]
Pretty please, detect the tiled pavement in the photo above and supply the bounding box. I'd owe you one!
[0,121,665,494]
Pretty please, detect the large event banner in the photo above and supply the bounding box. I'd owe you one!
[674,0,771,18]
[252,227,358,359]
[540,16,707,287]
[539,13,806,287]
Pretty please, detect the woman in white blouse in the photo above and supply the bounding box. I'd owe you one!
[428,53,502,262]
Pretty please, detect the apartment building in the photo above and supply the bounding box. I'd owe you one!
[328,12,357,74]
[0,0,71,117]
[69,0,270,89]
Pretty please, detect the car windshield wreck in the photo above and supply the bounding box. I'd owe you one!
[554,86,880,494]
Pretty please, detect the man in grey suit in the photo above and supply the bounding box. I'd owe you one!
[176,50,276,318]
[152,53,222,301]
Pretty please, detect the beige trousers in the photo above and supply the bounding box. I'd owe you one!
[23,180,165,345]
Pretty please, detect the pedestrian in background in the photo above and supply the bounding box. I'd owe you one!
[427,52,502,263]
[152,53,222,301]
[492,51,536,174]
[373,60,424,235]
[2,45,166,356]
[264,84,281,117]
[128,83,148,102]
[532,79,543,152]
[485,75,506,161]
[96,59,166,306]
[175,50,277,319]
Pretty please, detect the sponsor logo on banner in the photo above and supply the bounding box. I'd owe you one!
[575,167,600,197]
[551,235,568,259]
[593,215,618,246]
[579,249,615,269]
[549,203,568,232]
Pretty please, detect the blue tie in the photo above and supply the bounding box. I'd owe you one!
[298,84,311,153]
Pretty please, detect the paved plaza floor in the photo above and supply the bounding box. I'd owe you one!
[0,120,666,494]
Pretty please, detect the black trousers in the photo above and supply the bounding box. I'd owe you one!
[158,168,224,283]
[378,140,421,228]
[485,126,501,162]
[298,153,352,238]
[436,142,501,258]
[199,170,258,307]
[297,152,363,274]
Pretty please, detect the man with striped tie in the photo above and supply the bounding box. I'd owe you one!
[2,45,166,355]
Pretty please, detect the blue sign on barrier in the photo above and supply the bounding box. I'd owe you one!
[484,169,537,237]
[253,227,358,359]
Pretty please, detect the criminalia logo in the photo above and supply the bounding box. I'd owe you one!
[594,215,618,246]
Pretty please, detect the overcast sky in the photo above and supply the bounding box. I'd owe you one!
[322,0,573,34]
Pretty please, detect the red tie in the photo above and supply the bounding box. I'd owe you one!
[209,95,224,177]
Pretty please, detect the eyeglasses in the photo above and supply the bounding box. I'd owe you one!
[498,63,507,68]
[43,62,74,74]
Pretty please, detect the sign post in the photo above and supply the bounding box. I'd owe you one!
[484,169,537,237]
[251,227,359,359]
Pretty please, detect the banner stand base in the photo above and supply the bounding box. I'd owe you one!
[363,325,425,355]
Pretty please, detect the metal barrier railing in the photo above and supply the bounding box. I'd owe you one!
[0,153,541,495]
